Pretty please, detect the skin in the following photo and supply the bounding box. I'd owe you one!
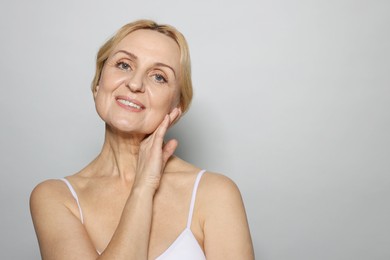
[30,29,255,259]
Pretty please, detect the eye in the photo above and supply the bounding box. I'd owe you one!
[153,73,168,84]
[116,61,131,71]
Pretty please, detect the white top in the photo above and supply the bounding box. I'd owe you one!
[60,170,206,260]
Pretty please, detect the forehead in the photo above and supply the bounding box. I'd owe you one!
[113,29,180,68]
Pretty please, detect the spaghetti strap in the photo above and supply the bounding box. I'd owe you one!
[186,170,206,229]
[59,178,84,224]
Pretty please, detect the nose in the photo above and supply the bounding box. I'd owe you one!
[126,73,144,93]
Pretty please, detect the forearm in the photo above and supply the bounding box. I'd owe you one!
[98,186,155,260]
[97,111,179,259]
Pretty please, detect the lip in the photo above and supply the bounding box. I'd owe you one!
[115,96,145,111]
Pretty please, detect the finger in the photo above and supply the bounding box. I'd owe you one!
[151,115,170,147]
[169,107,182,126]
[149,110,177,150]
[153,109,178,141]
[162,139,178,165]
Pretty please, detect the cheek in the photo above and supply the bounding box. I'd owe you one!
[150,94,176,115]
[94,84,117,120]
[148,85,180,110]
[172,91,181,109]
[99,71,127,91]
[94,91,109,120]
[94,71,126,114]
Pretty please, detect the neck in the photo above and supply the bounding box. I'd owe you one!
[94,124,147,182]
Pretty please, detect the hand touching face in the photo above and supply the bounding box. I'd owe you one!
[94,29,181,135]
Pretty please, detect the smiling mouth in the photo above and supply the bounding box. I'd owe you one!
[117,99,143,110]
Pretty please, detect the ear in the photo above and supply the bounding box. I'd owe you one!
[93,85,100,99]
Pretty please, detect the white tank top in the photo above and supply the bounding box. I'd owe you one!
[60,170,206,260]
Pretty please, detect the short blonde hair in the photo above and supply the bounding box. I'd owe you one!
[91,20,193,113]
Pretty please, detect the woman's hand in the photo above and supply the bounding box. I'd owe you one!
[134,107,182,191]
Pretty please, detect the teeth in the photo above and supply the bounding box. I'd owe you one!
[118,99,142,109]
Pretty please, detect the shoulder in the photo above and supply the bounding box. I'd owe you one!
[198,171,243,205]
[30,179,76,218]
[30,179,67,203]
[30,179,98,259]
[197,172,255,258]
[194,171,246,224]
[200,171,238,188]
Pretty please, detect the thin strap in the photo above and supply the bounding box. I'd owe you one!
[59,178,84,224]
[186,170,206,229]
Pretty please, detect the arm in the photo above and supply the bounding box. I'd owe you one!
[201,174,255,260]
[30,180,101,260]
[30,173,157,260]
[100,113,180,259]
[30,109,181,260]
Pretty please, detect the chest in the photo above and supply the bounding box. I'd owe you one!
[78,184,202,258]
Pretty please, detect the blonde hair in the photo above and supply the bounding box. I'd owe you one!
[91,20,193,113]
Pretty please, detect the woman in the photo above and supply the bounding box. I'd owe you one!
[30,20,254,260]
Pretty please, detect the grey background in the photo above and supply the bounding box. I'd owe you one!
[1,0,389,259]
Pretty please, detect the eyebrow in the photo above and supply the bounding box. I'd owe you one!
[114,50,138,60]
[113,50,177,78]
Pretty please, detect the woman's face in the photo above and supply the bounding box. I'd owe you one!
[94,29,181,135]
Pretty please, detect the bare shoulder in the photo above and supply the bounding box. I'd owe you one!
[197,172,255,259]
[30,179,69,206]
[201,171,239,188]
[199,171,243,204]
[30,178,80,223]
[30,179,98,259]
[197,171,246,220]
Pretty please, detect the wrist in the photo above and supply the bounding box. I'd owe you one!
[132,175,161,194]
[130,184,157,198]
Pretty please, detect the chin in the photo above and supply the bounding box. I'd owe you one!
[106,120,157,136]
